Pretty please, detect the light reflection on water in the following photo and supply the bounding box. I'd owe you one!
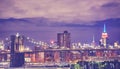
[1,67,70,69]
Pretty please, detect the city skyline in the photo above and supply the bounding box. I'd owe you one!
[0,0,120,44]
[0,1,120,68]
[0,20,119,45]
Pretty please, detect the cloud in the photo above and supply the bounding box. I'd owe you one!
[0,0,120,23]
[101,2,120,7]
[100,2,120,18]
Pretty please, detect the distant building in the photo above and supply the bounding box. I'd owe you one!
[100,24,108,48]
[91,35,96,47]
[57,31,71,48]
[0,41,4,50]
[114,41,119,48]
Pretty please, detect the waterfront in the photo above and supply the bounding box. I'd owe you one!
[1,67,70,69]
[1,59,120,69]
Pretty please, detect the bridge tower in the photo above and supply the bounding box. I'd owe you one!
[10,33,25,67]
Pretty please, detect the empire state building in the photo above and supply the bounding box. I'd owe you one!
[100,24,108,48]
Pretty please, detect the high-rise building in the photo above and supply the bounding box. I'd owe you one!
[100,24,108,48]
[57,31,71,48]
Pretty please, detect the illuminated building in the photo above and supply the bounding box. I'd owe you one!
[100,24,108,48]
[91,35,96,47]
[37,52,45,63]
[114,41,119,48]
[0,41,4,50]
[54,51,60,62]
[44,51,54,62]
[31,53,36,62]
[70,51,81,62]
[57,31,71,48]
[34,46,45,63]
[60,51,68,62]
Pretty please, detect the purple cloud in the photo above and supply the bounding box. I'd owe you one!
[101,2,120,7]
[0,0,120,23]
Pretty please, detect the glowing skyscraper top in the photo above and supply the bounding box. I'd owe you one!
[100,24,108,48]
[103,24,106,33]
[102,24,108,38]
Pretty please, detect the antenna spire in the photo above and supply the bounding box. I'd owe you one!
[92,35,95,43]
[103,24,106,32]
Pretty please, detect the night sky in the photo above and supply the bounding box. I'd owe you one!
[0,0,120,45]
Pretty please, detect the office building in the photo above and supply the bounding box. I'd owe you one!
[57,31,71,48]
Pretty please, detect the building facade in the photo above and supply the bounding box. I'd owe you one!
[57,31,71,48]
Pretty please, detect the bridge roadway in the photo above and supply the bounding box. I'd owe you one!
[25,48,120,53]
[0,48,120,54]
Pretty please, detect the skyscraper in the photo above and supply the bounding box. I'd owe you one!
[57,31,71,48]
[100,24,108,48]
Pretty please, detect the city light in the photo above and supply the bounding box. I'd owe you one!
[0,27,120,68]
[50,40,54,44]
[16,33,20,37]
